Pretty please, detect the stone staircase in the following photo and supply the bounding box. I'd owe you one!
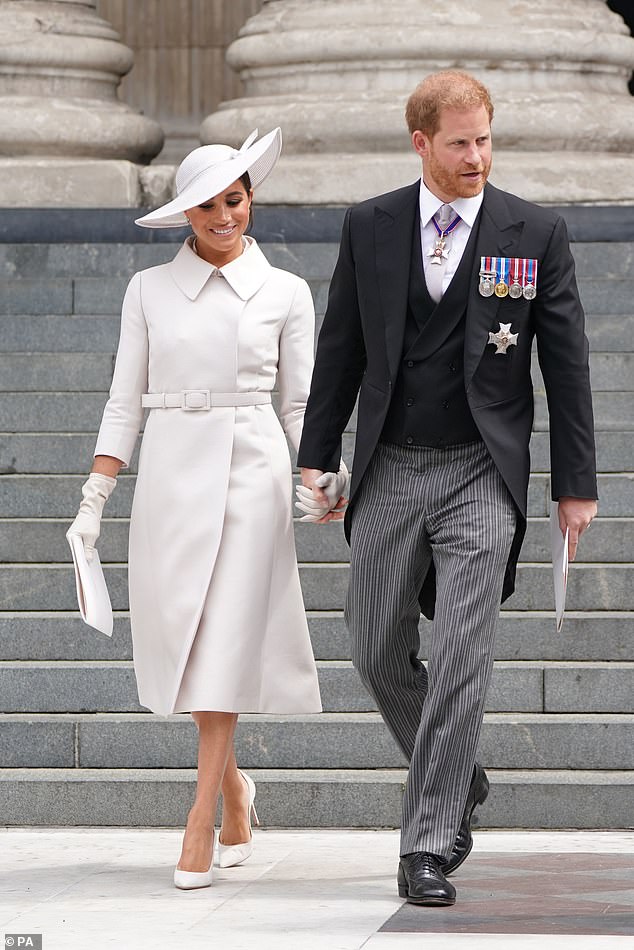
[0,225,632,828]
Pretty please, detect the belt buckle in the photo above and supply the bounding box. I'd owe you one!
[182,389,211,410]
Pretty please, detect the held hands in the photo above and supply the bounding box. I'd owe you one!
[558,496,597,561]
[66,473,117,562]
[296,462,349,523]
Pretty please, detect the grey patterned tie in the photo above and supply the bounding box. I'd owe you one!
[426,203,457,304]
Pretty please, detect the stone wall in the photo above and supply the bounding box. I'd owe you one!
[97,0,264,162]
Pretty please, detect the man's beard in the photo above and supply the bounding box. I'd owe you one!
[427,150,491,199]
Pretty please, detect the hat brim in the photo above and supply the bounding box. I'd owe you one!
[135,127,282,229]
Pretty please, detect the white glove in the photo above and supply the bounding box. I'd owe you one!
[295,461,349,523]
[66,472,117,562]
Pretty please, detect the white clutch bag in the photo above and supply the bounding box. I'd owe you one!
[68,534,113,637]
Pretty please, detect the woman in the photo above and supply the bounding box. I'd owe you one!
[67,129,344,889]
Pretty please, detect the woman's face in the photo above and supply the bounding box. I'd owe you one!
[185,179,252,266]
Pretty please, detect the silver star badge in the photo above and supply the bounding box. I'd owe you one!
[488,322,518,355]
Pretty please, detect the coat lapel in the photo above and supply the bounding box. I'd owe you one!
[221,238,271,300]
[373,182,420,382]
[168,240,215,300]
[464,183,525,388]
[409,215,434,329]
[168,236,271,302]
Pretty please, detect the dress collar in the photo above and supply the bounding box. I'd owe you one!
[418,178,483,229]
[169,235,272,301]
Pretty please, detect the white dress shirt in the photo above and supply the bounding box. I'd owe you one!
[419,180,484,298]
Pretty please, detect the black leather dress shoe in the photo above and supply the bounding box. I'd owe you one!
[443,763,489,876]
[397,852,456,905]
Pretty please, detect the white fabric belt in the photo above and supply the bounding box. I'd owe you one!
[141,390,272,410]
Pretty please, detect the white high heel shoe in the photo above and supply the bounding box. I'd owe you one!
[173,864,213,890]
[217,769,259,868]
[174,830,214,889]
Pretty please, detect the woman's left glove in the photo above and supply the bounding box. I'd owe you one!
[295,461,349,522]
[66,473,117,562]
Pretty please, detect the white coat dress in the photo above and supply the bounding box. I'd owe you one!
[94,237,322,716]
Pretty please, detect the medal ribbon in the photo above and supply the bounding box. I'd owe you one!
[432,212,461,238]
[512,258,520,284]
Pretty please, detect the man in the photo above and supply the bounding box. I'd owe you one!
[297,70,597,906]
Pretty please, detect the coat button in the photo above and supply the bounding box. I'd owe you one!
[406,397,414,407]
[443,401,450,409]
[406,436,414,444]
[406,360,414,368]
[449,362,456,372]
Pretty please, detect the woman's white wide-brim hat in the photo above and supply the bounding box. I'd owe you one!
[135,127,282,229]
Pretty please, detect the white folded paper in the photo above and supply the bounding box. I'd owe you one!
[68,534,113,637]
[549,501,569,633]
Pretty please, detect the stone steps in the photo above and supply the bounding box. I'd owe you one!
[0,242,339,280]
[1,712,632,770]
[2,312,632,352]
[0,232,632,829]
[0,562,632,612]
[2,659,631,714]
[2,516,632,562]
[1,473,632,518]
[4,238,630,279]
[1,272,633,314]
[0,767,631,828]
[1,351,631,391]
[2,430,633,473]
[1,389,632,431]
[0,610,631,661]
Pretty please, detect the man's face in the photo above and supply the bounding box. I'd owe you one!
[413,104,492,202]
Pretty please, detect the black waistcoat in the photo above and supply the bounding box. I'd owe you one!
[381,209,482,448]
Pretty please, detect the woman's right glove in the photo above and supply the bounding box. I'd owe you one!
[66,472,117,562]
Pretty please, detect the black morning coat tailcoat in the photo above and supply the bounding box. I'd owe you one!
[296,180,598,619]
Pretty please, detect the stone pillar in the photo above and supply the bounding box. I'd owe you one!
[0,0,164,207]
[201,0,634,205]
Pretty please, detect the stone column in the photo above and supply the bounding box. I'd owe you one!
[200,0,634,205]
[0,0,164,207]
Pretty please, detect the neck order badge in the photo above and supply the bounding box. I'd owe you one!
[428,205,461,265]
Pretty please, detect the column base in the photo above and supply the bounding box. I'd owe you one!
[0,159,139,207]
[253,152,634,206]
[0,159,177,209]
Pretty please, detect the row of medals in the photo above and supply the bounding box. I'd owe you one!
[479,272,536,300]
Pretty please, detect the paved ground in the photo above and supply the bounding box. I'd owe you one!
[1,829,632,950]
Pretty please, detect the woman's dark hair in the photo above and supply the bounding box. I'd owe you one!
[239,171,254,230]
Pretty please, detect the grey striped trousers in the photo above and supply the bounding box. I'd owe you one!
[345,440,516,859]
